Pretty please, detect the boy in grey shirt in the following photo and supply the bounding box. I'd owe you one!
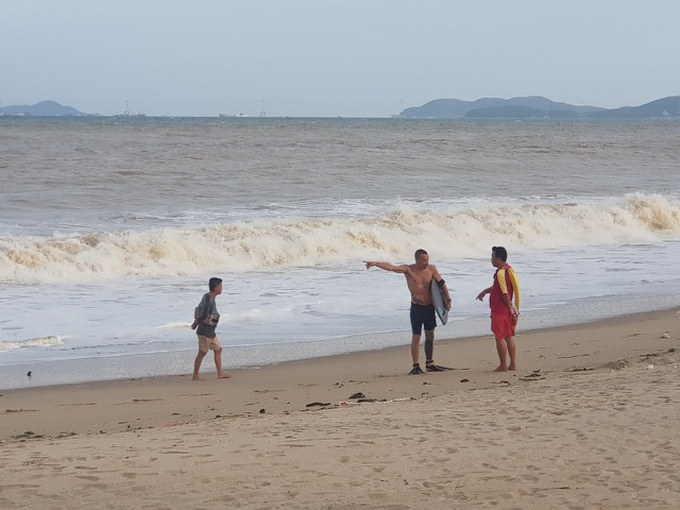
[191,277,231,380]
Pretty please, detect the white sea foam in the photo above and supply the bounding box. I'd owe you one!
[154,322,192,330]
[1,193,678,284]
[0,335,63,353]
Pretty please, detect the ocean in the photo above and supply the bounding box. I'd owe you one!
[1,117,679,389]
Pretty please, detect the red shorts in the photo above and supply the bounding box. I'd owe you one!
[491,311,516,339]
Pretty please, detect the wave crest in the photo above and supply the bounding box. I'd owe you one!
[1,193,678,283]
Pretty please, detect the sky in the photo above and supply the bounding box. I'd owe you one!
[2,1,679,117]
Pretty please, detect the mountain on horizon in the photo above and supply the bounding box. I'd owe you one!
[3,97,679,119]
[400,96,680,119]
[0,100,91,117]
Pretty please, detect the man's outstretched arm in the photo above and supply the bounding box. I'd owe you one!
[364,261,409,273]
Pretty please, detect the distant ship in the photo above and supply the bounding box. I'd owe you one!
[220,100,266,118]
[114,111,146,118]
[114,101,146,118]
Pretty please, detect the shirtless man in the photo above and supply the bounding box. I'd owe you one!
[364,249,452,374]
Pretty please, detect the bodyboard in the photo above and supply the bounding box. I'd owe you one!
[431,279,449,325]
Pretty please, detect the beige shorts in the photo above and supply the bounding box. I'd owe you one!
[197,335,221,353]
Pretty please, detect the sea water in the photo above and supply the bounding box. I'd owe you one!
[1,117,679,389]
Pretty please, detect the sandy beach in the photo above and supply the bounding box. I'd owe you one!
[1,309,679,509]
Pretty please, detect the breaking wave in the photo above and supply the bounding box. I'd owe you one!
[1,193,678,284]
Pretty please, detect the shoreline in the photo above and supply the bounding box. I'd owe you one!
[3,301,680,392]
[2,307,678,441]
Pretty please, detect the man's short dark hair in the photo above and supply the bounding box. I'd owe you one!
[209,277,223,291]
[492,246,508,262]
[414,249,428,260]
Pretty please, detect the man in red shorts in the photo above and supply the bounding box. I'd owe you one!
[476,246,521,372]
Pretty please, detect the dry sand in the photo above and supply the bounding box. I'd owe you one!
[1,309,679,509]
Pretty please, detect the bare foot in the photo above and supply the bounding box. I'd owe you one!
[217,374,232,379]
[192,376,203,381]
[493,366,508,372]
[508,365,517,371]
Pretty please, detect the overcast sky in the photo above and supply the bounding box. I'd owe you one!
[3,1,679,117]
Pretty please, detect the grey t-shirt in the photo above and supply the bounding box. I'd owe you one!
[194,293,220,338]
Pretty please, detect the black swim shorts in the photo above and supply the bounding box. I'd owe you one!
[410,303,436,335]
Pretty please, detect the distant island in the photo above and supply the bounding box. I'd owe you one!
[399,95,680,119]
[0,100,92,117]
[2,96,679,119]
